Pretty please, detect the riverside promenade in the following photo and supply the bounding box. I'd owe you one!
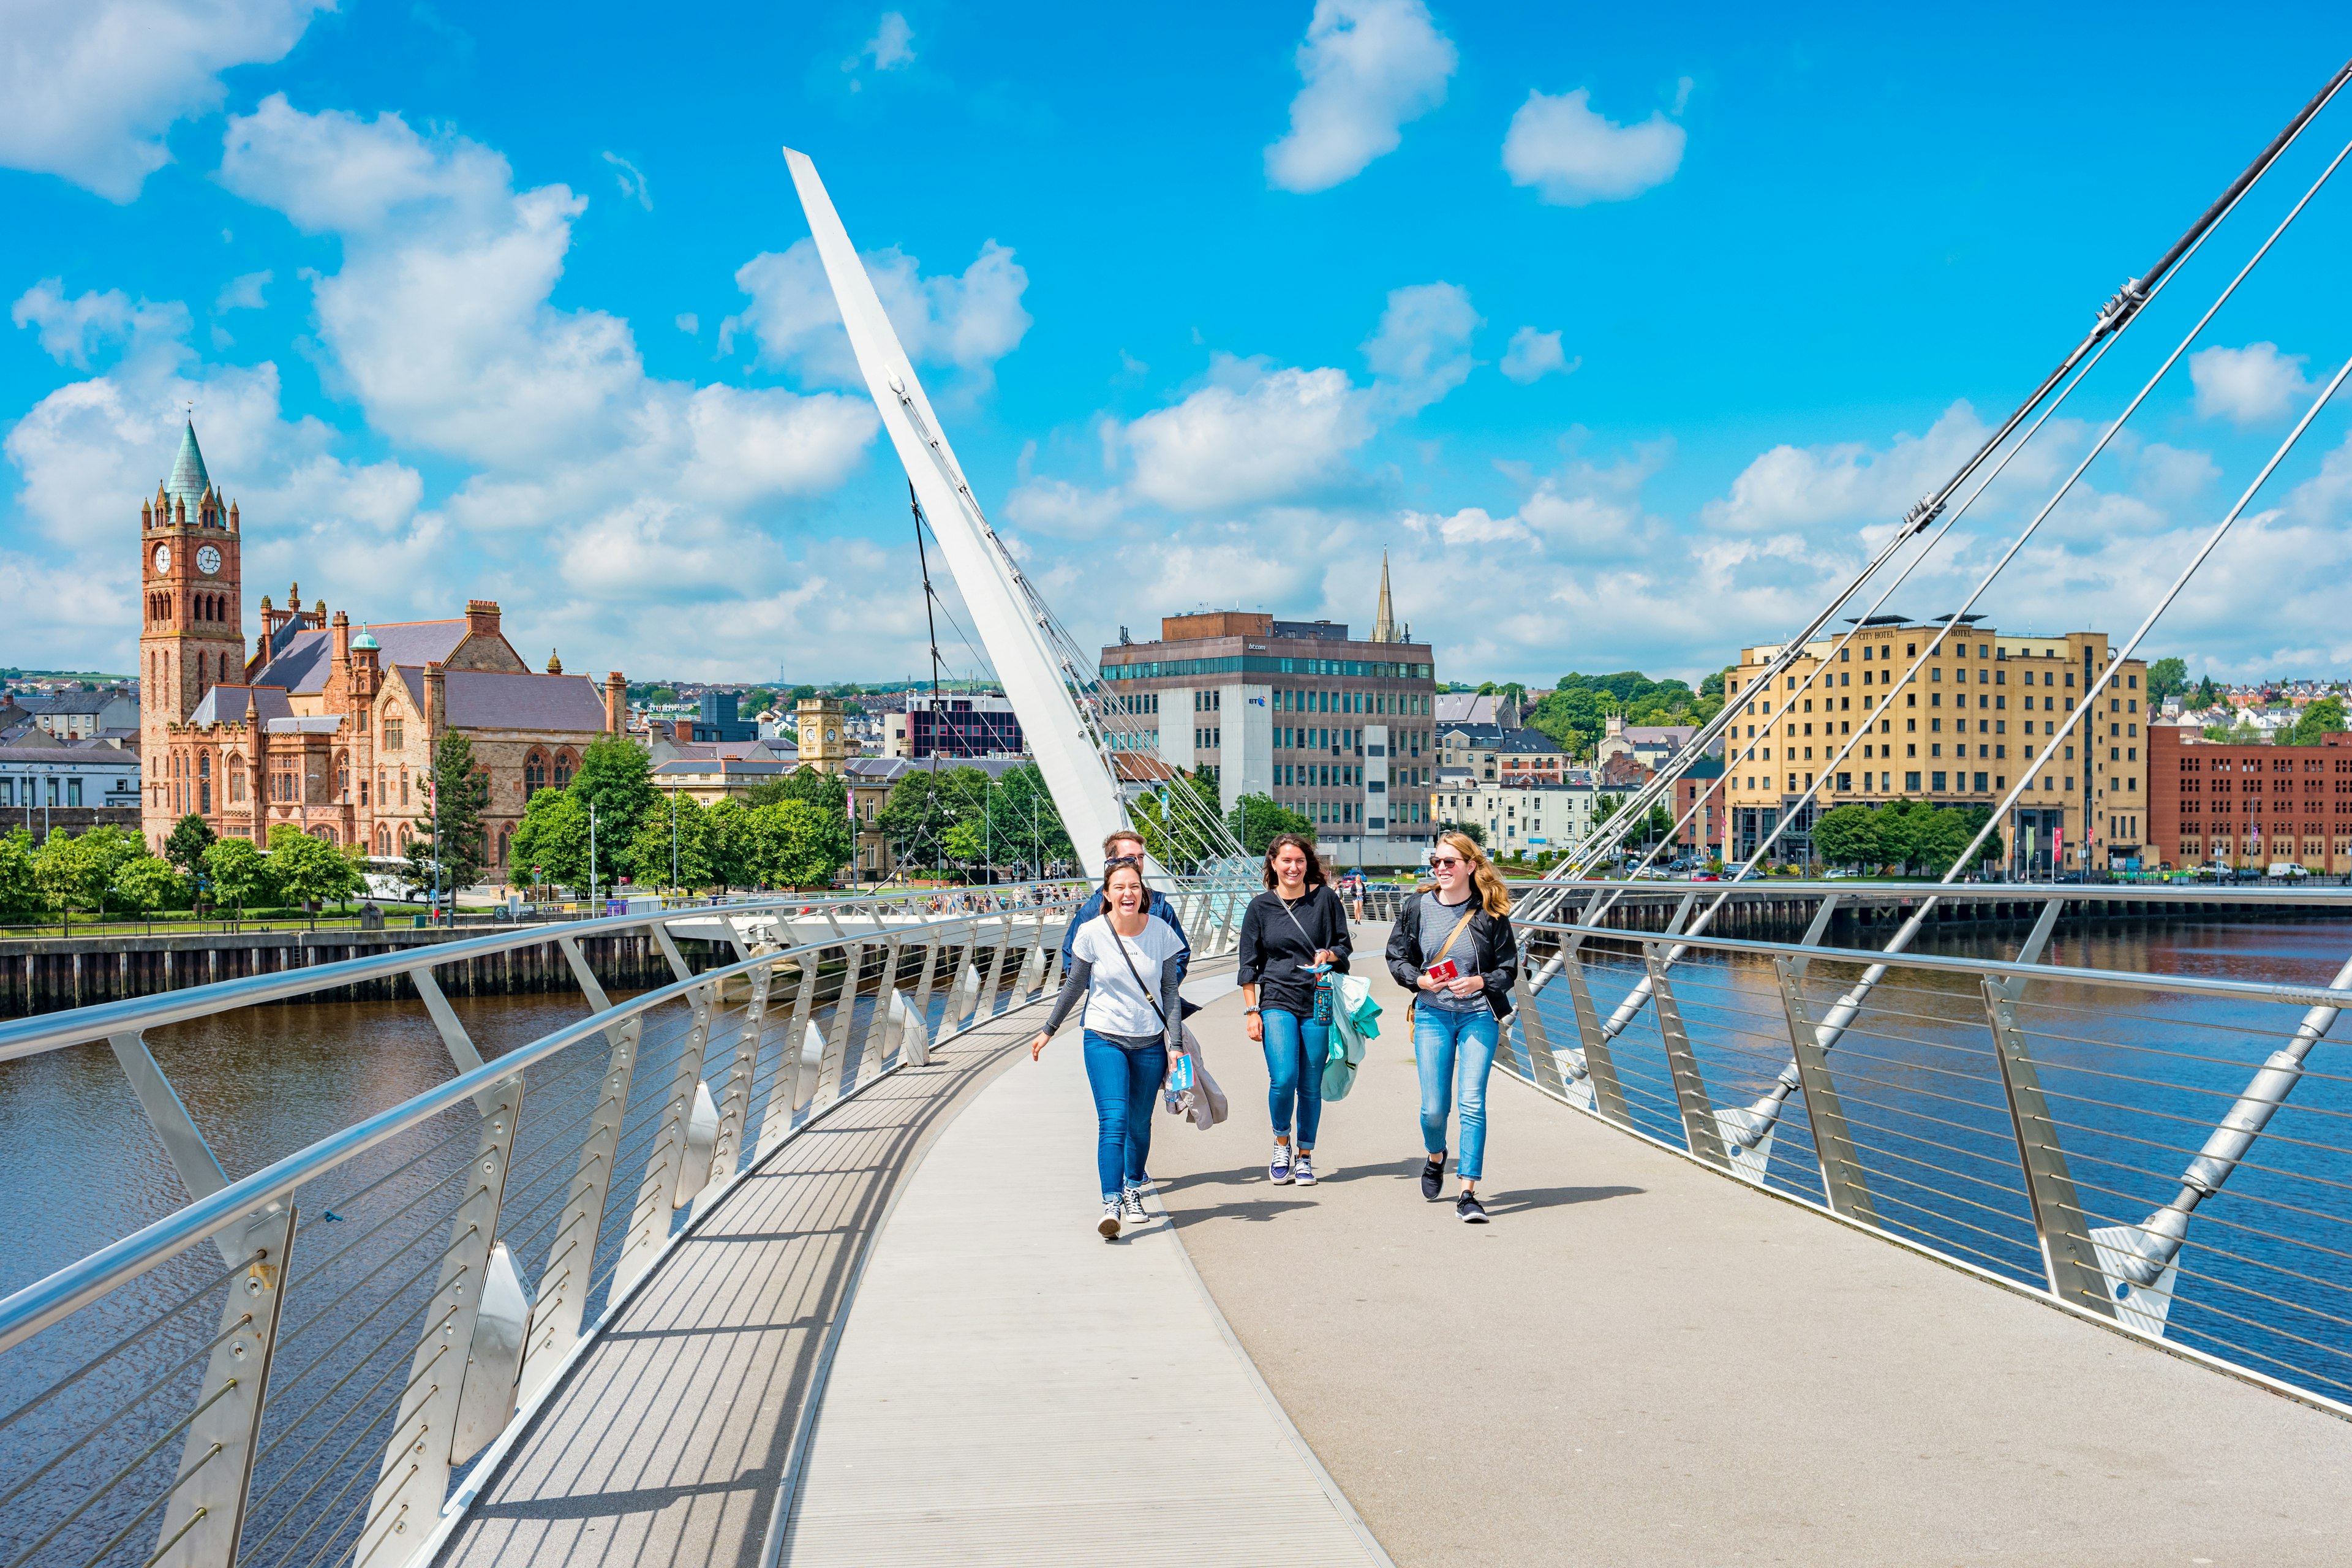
[441,924,2352,1568]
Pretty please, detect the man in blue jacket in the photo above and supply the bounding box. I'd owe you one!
[1061,828,1191,992]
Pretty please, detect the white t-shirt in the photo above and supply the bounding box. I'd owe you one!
[1070,913,1186,1039]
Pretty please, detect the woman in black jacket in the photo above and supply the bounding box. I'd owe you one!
[1385,831,1517,1222]
[1237,834,1351,1187]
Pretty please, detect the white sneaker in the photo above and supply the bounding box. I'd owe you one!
[1269,1142,1294,1185]
[1098,1199,1122,1239]
[1291,1151,1317,1186]
[1121,1186,1149,1225]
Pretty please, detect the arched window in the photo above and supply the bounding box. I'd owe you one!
[311,825,337,845]
[552,749,576,790]
[336,752,349,799]
[198,754,211,815]
[227,754,245,802]
[524,750,547,792]
[374,824,392,856]
[497,824,512,867]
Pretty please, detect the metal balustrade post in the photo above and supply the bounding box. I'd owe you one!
[107,1030,240,1267]
[615,976,715,1294]
[1014,916,1045,997]
[1772,958,1877,1223]
[815,942,864,1107]
[1561,956,1629,1126]
[1510,973,1572,1101]
[758,954,823,1147]
[152,1202,296,1568]
[910,936,943,1044]
[698,948,775,1219]
[1982,976,2114,1317]
[362,1059,522,1562]
[1645,944,1728,1169]
[850,935,905,1088]
[978,916,1014,1017]
[519,935,644,1404]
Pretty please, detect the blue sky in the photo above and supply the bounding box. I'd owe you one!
[4,2,2350,689]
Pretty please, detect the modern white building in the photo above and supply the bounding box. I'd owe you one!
[1,734,141,820]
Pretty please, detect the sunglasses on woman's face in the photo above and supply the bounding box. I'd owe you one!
[1429,854,1463,868]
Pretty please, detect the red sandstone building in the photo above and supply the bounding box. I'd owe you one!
[139,423,625,875]
[2149,724,2352,872]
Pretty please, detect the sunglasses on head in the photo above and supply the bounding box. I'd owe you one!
[1105,853,1144,869]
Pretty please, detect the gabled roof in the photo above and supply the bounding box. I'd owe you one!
[257,620,469,694]
[442,669,609,732]
[186,685,293,726]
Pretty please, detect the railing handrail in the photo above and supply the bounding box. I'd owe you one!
[0,894,1099,1355]
[1515,913,2352,1010]
[1500,875,2352,905]
[0,877,1117,1063]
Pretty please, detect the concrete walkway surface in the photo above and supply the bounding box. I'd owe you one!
[1147,933,2352,1567]
[778,965,1386,1567]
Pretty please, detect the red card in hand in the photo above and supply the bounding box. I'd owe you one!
[1425,959,1459,984]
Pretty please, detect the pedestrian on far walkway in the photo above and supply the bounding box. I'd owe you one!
[1031,858,1186,1238]
[1387,831,1517,1222]
[1238,834,1352,1188]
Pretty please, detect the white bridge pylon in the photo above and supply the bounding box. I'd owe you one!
[784,148,1133,878]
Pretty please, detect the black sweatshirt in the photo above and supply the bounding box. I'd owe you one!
[1236,884,1352,1018]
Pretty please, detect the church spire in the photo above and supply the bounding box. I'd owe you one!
[1371,549,1398,643]
[165,420,211,512]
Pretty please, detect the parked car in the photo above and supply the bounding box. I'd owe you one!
[2267,862,2312,880]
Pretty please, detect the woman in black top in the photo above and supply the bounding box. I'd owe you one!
[1237,834,1352,1186]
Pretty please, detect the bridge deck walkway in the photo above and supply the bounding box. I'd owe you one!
[433,997,1054,1568]
[1146,940,2352,1567]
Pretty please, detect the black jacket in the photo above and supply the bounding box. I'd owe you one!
[1237,885,1351,1018]
[1386,892,1517,1018]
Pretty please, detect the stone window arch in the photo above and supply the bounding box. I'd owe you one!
[553,748,578,790]
[227,753,246,803]
[375,823,392,857]
[336,752,350,799]
[525,750,548,792]
[310,825,337,845]
[497,824,513,867]
[198,754,211,815]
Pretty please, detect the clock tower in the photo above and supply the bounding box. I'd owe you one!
[140,422,246,837]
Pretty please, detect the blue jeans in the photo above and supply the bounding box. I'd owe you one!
[1415,1004,1499,1181]
[1261,1006,1328,1148]
[1082,1030,1167,1201]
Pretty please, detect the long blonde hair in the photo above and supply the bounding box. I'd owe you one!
[1421,831,1512,918]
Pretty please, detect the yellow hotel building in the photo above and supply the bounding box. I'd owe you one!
[1722,617,2149,874]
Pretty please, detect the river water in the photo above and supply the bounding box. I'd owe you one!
[1,919,2348,1564]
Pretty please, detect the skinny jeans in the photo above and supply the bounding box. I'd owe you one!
[1259,1006,1327,1148]
[1082,1029,1167,1201]
[1415,1004,1499,1181]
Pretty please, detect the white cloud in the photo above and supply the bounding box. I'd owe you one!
[674,312,698,336]
[1503,86,1686,206]
[214,270,273,312]
[11,279,191,368]
[219,94,510,234]
[2190,342,2313,426]
[1403,505,1535,547]
[1003,477,1128,538]
[0,0,329,201]
[1499,325,1575,384]
[1120,355,1375,511]
[601,151,652,210]
[722,236,1033,390]
[1264,0,1457,194]
[856,12,915,72]
[1702,404,1996,533]
[1361,281,1479,413]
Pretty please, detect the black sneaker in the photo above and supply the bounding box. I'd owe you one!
[1419,1158,1444,1200]
[1456,1191,1488,1224]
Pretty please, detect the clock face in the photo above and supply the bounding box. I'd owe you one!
[196,545,222,576]
[151,544,170,575]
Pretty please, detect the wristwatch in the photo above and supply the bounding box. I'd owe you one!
[1243,1007,1261,1016]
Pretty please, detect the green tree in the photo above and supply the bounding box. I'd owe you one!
[424,729,491,893]
[512,788,591,893]
[1437,818,1486,848]
[630,794,715,890]
[569,736,658,883]
[745,767,856,869]
[0,830,41,920]
[1229,793,1313,855]
[268,825,363,908]
[876,766,991,870]
[704,797,750,889]
[2146,657,2189,707]
[163,813,216,884]
[1128,771,1225,871]
[739,799,848,886]
[2289,696,2346,746]
[2193,674,2221,708]
[1812,803,1883,871]
[115,855,183,914]
[204,837,273,916]
[981,763,1071,874]
[37,827,141,916]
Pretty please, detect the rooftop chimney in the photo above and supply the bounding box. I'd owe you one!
[466,599,501,639]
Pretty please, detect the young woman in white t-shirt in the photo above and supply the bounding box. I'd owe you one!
[1032,859,1186,1238]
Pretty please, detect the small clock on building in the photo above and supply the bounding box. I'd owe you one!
[197,545,222,575]
[152,543,171,574]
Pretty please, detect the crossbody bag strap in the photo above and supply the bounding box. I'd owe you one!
[1101,911,1170,1032]
[1430,904,1476,967]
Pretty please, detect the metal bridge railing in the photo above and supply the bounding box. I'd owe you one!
[1498,897,2352,1415]
[0,880,1259,1568]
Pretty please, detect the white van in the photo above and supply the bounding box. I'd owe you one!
[2266,862,2312,880]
